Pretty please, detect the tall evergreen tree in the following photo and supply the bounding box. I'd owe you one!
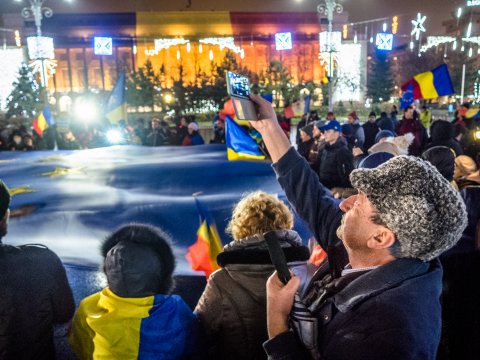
[258,60,297,108]
[367,51,394,103]
[6,63,41,119]
[126,60,162,111]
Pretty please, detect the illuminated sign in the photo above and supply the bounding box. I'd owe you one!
[27,36,55,60]
[319,31,342,52]
[467,0,480,6]
[376,33,394,51]
[275,32,292,50]
[94,37,113,56]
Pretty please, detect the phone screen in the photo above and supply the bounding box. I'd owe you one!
[227,71,250,99]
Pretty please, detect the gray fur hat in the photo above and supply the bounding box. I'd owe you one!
[350,155,467,261]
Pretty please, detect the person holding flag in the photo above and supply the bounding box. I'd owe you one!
[195,191,310,360]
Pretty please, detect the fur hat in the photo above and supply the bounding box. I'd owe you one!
[101,224,175,297]
[0,180,10,219]
[350,156,467,261]
[369,133,414,156]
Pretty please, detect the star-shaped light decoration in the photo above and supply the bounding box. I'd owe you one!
[411,13,426,41]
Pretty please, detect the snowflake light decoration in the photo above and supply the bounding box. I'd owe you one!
[411,13,426,40]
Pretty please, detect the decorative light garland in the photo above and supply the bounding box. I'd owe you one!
[30,59,57,87]
[145,38,189,56]
[463,36,480,45]
[199,37,243,54]
[420,36,456,53]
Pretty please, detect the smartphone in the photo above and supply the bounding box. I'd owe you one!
[226,71,258,121]
[264,231,291,285]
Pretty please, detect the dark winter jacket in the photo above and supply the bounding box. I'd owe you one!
[426,120,463,156]
[0,243,75,360]
[195,230,310,360]
[377,114,395,132]
[396,116,427,156]
[362,121,379,152]
[263,148,444,360]
[298,138,315,161]
[317,139,354,190]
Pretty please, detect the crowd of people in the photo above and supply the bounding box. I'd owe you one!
[0,97,479,359]
[0,114,227,151]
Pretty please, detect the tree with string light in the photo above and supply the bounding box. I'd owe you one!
[6,62,41,119]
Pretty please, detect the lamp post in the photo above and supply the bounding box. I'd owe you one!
[317,0,343,112]
[19,0,53,37]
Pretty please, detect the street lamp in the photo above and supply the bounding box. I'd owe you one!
[317,0,343,111]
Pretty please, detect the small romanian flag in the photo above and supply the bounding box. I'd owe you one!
[32,107,54,137]
[225,116,265,161]
[186,198,223,278]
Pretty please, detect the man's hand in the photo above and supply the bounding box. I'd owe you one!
[248,94,291,162]
[266,271,300,338]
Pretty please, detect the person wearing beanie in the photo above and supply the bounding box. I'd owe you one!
[362,111,379,152]
[316,120,355,189]
[422,146,456,183]
[297,124,316,162]
[0,179,75,359]
[182,121,205,146]
[347,111,365,149]
[246,95,468,360]
[195,191,310,360]
[368,133,415,156]
[69,224,202,359]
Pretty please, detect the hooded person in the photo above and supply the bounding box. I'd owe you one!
[0,180,75,359]
[426,120,463,156]
[69,224,203,360]
[195,191,310,360]
[298,124,315,161]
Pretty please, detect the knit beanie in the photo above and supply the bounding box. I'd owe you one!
[0,180,10,219]
[422,146,455,182]
[375,130,396,143]
[350,156,467,261]
[301,124,314,138]
[101,224,175,297]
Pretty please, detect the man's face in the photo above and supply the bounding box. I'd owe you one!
[337,192,380,252]
[313,126,321,139]
[300,130,311,142]
[405,109,413,119]
[0,209,10,239]
[323,129,339,145]
[369,115,376,123]
[327,114,334,121]
[151,120,160,129]
[347,116,354,124]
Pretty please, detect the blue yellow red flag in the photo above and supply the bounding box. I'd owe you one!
[186,197,223,278]
[32,107,54,137]
[401,64,454,102]
[106,73,126,124]
[225,116,265,161]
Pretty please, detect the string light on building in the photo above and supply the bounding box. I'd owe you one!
[392,16,398,34]
[240,49,245,59]
[466,22,473,37]
[186,42,191,53]
[14,30,21,47]
[382,22,387,32]
[353,30,358,44]
[342,24,348,39]
[176,49,181,60]
[200,37,243,54]
[419,36,456,53]
[199,43,203,53]
[457,7,463,18]
[468,47,473,57]
[463,36,480,45]
[453,40,457,50]
[209,48,214,61]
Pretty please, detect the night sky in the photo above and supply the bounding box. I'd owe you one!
[0,0,466,35]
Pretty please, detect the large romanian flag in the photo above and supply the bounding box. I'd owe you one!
[69,288,201,359]
[186,198,223,278]
[32,107,54,137]
[225,116,265,161]
[400,64,454,108]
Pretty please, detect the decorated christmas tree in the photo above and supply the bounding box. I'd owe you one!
[6,63,41,119]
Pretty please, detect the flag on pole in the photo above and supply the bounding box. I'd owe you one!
[32,106,55,137]
[225,116,265,161]
[400,64,454,108]
[290,95,311,117]
[105,74,127,124]
[186,198,223,278]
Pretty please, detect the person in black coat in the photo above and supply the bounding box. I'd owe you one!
[426,120,463,156]
[0,180,75,359]
[363,111,380,152]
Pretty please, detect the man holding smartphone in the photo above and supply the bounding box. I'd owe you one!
[248,95,467,360]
